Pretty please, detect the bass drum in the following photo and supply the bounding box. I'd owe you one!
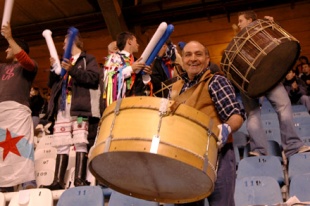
[221,19,300,97]
[89,96,219,203]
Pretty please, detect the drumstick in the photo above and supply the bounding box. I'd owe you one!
[61,27,79,77]
[42,29,62,75]
[1,0,15,35]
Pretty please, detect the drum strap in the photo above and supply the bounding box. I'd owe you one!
[170,75,211,114]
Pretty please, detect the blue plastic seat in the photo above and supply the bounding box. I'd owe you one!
[108,190,159,206]
[234,176,283,206]
[293,116,310,127]
[237,156,284,185]
[289,173,310,202]
[264,127,281,146]
[288,152,310,181]
[57,186,104,206]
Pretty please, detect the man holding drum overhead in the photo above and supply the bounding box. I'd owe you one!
[171,41,245,206]
[237,10,310,157]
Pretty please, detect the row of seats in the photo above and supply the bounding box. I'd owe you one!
[233,101,310,205]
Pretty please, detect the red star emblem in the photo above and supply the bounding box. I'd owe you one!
[0,129,24,160]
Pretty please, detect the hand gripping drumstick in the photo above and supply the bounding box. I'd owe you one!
[1,0,14,35]
[61,27,79,77]
[42,29,62,75]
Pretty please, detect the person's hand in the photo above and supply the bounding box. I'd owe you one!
[264,16,274,22]
[131,57,146,73]
[217,123,231,149]
[50,57,56,67]
[1,22,13,40]
[142,65,152,75]
[61,58,73,71]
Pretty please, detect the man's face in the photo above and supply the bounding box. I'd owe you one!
[129,37,139,53]
[5,46,14,60]
[238,14,252,30]
[286,70,295,80]
[302,64,310,74]
[182,41,209,80]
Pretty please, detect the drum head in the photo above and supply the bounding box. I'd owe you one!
[248,41,300,97]
[90,151,213,203]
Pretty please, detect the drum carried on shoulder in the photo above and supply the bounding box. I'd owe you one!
[221,19,300,97]
[89,96,219,203]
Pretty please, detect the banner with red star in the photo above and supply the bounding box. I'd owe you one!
[0,101,35,187]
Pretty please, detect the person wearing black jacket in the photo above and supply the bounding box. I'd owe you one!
[41,32,102,190]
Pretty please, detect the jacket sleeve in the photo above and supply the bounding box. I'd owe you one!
[68,54,100,88]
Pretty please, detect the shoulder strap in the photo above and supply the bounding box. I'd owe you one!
[170,71,212,113]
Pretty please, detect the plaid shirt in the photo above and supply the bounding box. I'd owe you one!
[181,68,245,122]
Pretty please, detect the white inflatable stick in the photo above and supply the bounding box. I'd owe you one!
[42,29,61,75]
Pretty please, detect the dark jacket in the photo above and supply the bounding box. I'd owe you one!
[46,52,102,121]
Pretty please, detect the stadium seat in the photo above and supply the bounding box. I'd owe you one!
[261,118,280,129]
[291,104,308,113]
[34,147,57,160]
[267,140,283,162]
[264,127,281,146]
[300,136,310,146]
[288,152,310,180]
[237,156,284,185]
[9,188,53,206]
[36,170,55,187]
[289,173,310,202]
[234,176,283,206]
[293,116,310,127]
[295,125,310,138]
[56,186,104,206]
[108,190,160,206]
[162,198,209,206]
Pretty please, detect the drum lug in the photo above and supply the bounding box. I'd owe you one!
[114,98,123,115]
[104,135,112,153]
[203,155,209,173]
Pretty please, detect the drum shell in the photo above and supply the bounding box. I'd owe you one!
[221,19,300,97]
[89,96,219,203]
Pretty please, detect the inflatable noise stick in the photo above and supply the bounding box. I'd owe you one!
[61,27,79,77]
[142,24,174,84]
[140,22,168,64]
[139,22,167,84]
[1,0,15,36]
[42,29,62,75]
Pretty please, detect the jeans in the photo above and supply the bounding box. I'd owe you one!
[241,83,303,157]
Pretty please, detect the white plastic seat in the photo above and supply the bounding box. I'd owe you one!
[35,158,56,171]
[35,170,55,187]
[34,147,57,160]
[36,135,55,149]
[8,188,53,206]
